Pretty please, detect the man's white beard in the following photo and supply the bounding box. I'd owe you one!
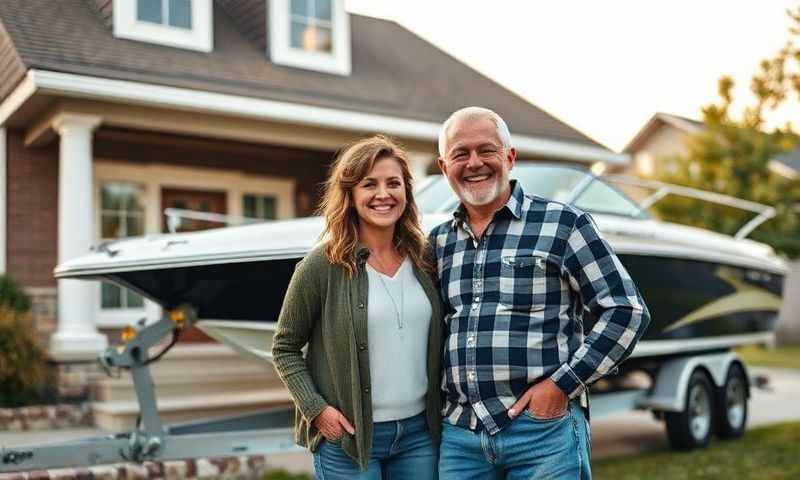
[457,174,505,206]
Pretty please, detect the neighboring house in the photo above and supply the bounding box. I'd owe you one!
[621,112,703,177]
[624,111,799,181]
[0,0,624,421]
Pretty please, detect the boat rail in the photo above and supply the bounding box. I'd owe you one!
[600,175,776,240]
[163,208,263,233]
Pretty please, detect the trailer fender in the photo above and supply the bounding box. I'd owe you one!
[640,351,744,413]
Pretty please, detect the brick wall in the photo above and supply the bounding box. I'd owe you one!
[6,129,59,288]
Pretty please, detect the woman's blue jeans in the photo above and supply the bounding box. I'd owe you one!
[439,401,591,480]
[313,412,437,480]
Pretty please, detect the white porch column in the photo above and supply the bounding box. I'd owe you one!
[49,113,107,361]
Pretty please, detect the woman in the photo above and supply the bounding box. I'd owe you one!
[271,135,442,479]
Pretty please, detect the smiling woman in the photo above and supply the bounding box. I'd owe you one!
[271,135,443,479]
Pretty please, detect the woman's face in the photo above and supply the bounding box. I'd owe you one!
[352,156,407,232]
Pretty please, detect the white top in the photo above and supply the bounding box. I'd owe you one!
[366,257,432,422]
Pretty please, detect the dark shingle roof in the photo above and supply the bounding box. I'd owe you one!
[0,0,603,148]
[774,148,800,172]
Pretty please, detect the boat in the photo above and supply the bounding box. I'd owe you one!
[54,164,787,370]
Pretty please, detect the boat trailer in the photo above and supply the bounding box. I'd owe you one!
[1,306,300,473]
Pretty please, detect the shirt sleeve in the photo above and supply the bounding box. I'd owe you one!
[271,255,329,421]
[549,213,651,398]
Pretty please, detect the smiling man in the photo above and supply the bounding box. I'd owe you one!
[429,107,651,479]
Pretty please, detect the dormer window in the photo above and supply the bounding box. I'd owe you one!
[269,0,351,75]
[137,0,192,29]
[113,0,213,52]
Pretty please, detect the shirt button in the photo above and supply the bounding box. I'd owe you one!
[474,296,480,302]
[467,336,475,347]
[359,344,367,351]
[358,303,365,309]
[364,387,370,394]
[468,372,476,381]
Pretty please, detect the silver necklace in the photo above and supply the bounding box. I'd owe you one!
[375,261,404,332]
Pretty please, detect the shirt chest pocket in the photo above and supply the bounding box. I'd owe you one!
[499,254,560,311]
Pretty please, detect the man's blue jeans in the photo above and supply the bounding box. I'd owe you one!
[313,412,437,480]
[439,401,591,479]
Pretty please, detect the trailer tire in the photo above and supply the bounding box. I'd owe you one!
[665,369,714,450]
[716,363,748,439]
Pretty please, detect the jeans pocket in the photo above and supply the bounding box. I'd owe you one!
[523,407,569,422]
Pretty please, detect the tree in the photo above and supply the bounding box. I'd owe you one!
[653,7,800,258]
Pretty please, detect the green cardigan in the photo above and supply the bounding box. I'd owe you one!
[271,244,443,471]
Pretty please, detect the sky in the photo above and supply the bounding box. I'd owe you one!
[345,0,799,152]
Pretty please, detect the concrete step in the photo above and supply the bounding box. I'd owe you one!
[93,371,285,402]
[92,389,294,432]
[90,343,292,431]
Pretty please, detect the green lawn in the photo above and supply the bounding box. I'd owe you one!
[736,345,800,370]
[264,422,800,480]
[593,422,800,480]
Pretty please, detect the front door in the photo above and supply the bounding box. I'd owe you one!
[161,187,227,342]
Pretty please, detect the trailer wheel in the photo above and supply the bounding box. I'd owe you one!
[716,363,748,439]
[665,369,714,450]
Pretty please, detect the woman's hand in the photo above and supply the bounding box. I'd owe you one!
[312,406,356,441]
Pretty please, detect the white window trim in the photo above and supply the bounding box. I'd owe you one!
[268,0,351,75]
[93,161,296,327]
[113,0,213,52]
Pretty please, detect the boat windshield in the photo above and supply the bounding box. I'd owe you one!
[415,164,646,219]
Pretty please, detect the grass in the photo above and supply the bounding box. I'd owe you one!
[593,422,800,480]
[736,345,800,370]
[263,422,800,480]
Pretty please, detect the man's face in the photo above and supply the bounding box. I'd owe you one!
[438,117,516,207]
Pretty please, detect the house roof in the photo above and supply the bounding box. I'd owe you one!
[623,112,704,153]
[772,147,800,174]
[0,0,605,150]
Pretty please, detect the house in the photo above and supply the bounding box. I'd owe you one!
[624,111,799,181]
[621,112,704,177]
[0,0,625,424]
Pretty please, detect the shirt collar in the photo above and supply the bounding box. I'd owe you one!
[451,179,525,229]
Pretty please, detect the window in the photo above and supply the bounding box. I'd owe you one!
[137,0,193,29]
[269,0,351,75]
[113,0,213,52]
[99,182,146,310]
[243,194,277,220]
[290,0,332,53]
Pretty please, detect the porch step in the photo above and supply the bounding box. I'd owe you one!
[92,389,294,432]
[90,344,292,431]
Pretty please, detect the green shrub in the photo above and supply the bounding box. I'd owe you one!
[0,274,31,312]
[0,306,47,406]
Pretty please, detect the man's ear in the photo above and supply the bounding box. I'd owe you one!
[436,156,447,175]
[507,148,517,170]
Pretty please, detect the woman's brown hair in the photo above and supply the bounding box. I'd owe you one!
[319,135,431,276]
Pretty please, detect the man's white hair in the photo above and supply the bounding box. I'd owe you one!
[438,106,512,157]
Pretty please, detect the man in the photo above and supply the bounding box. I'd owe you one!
[429,107,651,479]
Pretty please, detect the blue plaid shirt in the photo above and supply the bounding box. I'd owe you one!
[429,180,650,434]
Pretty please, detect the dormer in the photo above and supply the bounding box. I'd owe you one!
[112,0,214,52]
[268,0,351,75]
